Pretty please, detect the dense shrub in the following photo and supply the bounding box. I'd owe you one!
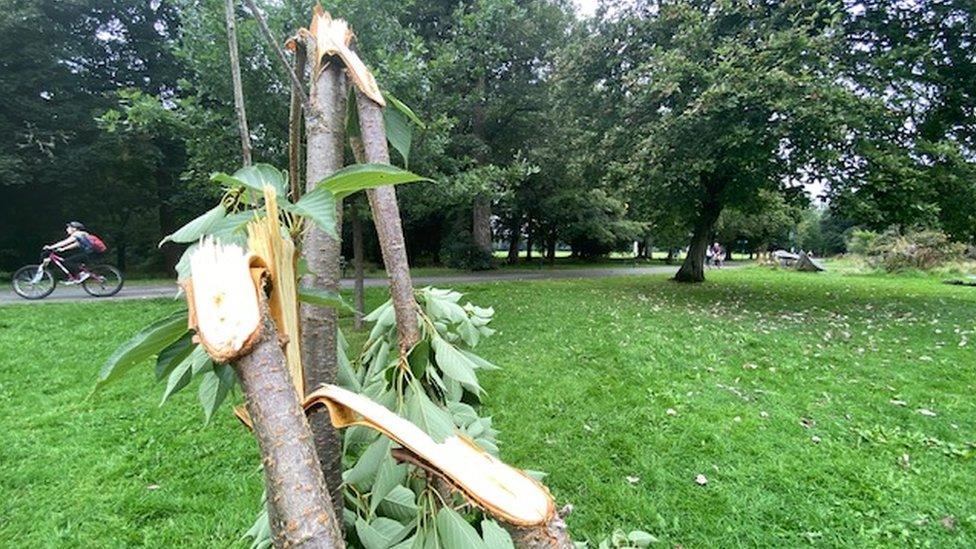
[849,228,967,271]
[441,229,493,270]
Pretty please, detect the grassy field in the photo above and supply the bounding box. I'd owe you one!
[1,267,974,546]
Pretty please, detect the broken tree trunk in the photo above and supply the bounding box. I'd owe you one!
[301,43,347,518]
[306,384,573,548]
[354,87,422,352]
[184,240,343,548]
[224,0,252,167]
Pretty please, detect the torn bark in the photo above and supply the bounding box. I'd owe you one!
[301,37,347,517]
[224,0,252,167]
[354,88,421,351]
[235,306,344,549]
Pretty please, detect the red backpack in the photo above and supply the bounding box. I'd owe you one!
[87,233,108,254]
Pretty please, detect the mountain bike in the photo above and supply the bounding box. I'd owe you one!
[11,250,124,300]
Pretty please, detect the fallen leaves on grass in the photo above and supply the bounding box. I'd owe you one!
[694,474,708,486]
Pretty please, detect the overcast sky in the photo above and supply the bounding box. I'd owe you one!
[575,0,599,17]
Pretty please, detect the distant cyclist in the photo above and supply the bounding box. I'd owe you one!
[43,221,106,282]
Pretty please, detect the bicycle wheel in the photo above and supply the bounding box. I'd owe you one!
[12,265,56,300]
[82,265,124,297]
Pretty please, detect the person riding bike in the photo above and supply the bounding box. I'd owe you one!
[43,221,101,283]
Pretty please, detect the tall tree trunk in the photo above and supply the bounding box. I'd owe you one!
[675,189,724,283]
[473,195,493,255]
[225,0,252,167]
[545,233,556,264]
[288,45,306,200]
[301,59,347,517]
[471,75,493,256]
[235,305,343,548]
[354,87,421,352]
[525,221,534,261]
[352,199,365,331]
[506,216,521,264]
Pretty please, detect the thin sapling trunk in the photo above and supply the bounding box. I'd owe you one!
[224,0,252,167]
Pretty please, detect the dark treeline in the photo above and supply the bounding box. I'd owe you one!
[1,0,973,281]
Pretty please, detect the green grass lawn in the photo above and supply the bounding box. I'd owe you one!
[1,268,974,546]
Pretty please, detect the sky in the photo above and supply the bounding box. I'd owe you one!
[575,0,599,17]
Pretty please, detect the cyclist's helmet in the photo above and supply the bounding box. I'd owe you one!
[66,221,86,231]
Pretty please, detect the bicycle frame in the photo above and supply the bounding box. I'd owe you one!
[40,251,102,282]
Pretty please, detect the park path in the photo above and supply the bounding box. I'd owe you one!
[0,263,741,305]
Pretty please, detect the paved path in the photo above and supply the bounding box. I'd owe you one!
[1,264,740,305]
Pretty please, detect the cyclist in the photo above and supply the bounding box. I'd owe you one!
[43,221,98,282]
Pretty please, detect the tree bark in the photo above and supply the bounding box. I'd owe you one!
[471,74,493,256]
[675,189,724,283]
[506,216,521,264]
[234,305,344,549]
[525,221,534,261]
[301,57,347,517]
[289,45,307,200]
[352,199,365,331]
[545,233,556,264]
[473,194,493,255]
[224,0,252,167]
[354,87,421,352]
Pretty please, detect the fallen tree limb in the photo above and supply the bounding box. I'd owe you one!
[305,384,573,548]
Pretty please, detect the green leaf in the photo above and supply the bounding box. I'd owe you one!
[356,516,413,549]
[480,519,515,549]
[298,287,353,312]
[199,362,235,423]
[214,163,288,197]
[285,188,338,238]
[524,470,548,481]
[405,380,456,442]
[344,437,390,488]
[159,204,226,246]
[370,456,407,513]
[627,530,659,547]
[155,332,194,381]
[95,310,189,392]
[244,503,271,549]
[175,244,196,282]
[431,336,481,394]
[384,106,413,167]
[407,339,429,379]
[436,507,487,549]
[384,92,425,129]
[317,163,432,200]
[211,209,259,240]
[161,345,210,404]
[459,349,500,371]
[378,485,418,522]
